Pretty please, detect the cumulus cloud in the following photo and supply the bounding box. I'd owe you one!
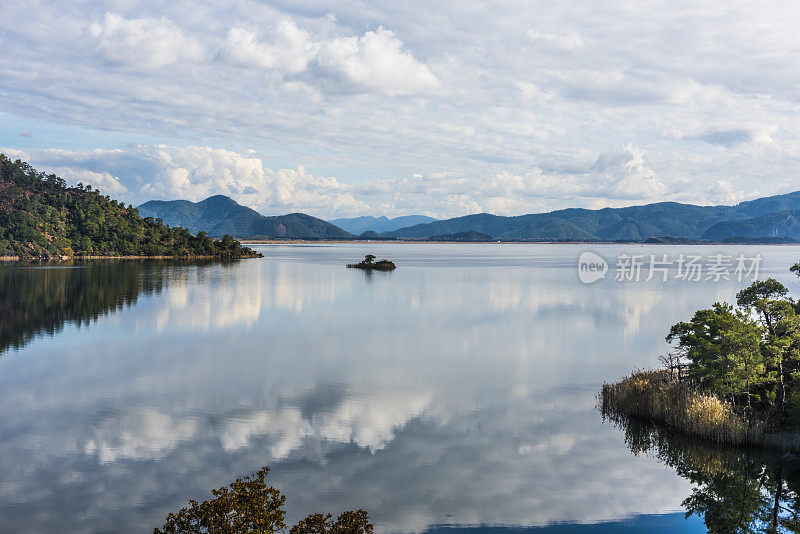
[589,145,668,198]
[218,22,312,74]
[217,23,439,95]
[13,145,368,217]
[315,27,440,94]
[705,179,757,204]
[89,12,205,68]
[1,147,30,161]
[46,167,129,197]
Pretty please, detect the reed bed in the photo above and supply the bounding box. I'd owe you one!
[601,370,800,451]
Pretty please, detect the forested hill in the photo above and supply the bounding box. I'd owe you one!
[0,155,261,259]
[384,194,800,241]
[138,195,354,239]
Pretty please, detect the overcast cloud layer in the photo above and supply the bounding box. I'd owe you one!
[2,1,800,218]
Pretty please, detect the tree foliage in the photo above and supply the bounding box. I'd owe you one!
[289,510,373,534]
[154,467,372,534]
[666,270,800,425]
[0,154,261,259]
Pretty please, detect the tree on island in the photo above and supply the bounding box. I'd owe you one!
[346,254,396,271]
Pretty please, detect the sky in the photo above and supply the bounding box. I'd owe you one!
[1,0,799,219]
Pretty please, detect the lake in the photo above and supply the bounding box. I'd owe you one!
[2,243,800,533]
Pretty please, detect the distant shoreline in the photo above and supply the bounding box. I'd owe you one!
[3,242,797,261]
[0,254,261,262]
[238,239,800,245]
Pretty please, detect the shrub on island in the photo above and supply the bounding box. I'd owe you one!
[346,254,396,271]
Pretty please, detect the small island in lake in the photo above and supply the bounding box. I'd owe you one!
[347,254,396,271]
[0,155,261,260]
[602,262,800,451]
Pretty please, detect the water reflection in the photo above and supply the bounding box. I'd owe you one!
[2,244,800,532]
[605,410,800,533]
[0,261,170,354]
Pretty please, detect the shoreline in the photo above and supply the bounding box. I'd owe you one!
[601,370,800,452]
[0,254,262,262]
[238,239,800,245]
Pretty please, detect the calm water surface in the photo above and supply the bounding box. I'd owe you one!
[2,243,800,533]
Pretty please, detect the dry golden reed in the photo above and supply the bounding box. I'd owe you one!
[601,370,800,451]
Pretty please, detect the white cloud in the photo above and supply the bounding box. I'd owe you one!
[316,27,440,95]
[705,179,756,204]
[591,145,668,199]
[218,22,312,74]
[0,147,31,161]
[526,29,585,51]
[3,1,800,215]
[13,145,369,217]
[217,23,439,95]
[47,167,129,197]
[89,12,205,69]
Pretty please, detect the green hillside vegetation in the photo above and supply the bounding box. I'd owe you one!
[0,155,261,259]
[138,195,354,239]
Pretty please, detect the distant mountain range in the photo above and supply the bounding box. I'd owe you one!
[384,191,800,242]
[138,195,353,239]
[701,210,800,241]
[329,215,437,234]
[137,190,800,242]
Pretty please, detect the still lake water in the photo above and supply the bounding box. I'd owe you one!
[2,243,800,533]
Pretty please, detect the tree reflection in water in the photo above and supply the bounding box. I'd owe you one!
[0,260,218,355]
[603,407,800,533]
